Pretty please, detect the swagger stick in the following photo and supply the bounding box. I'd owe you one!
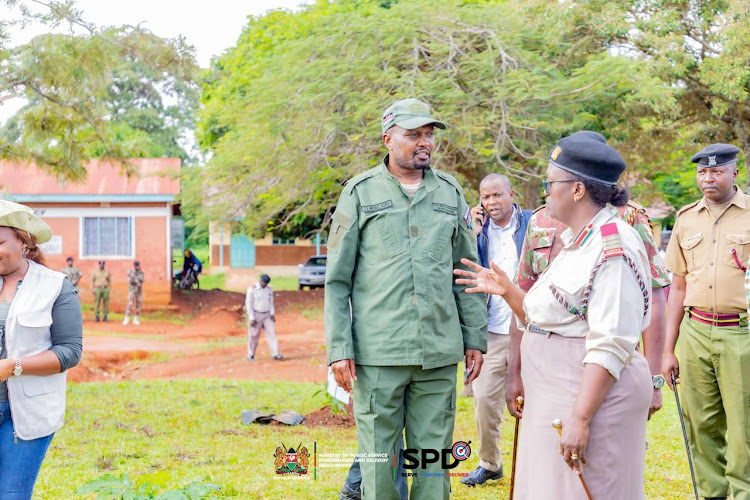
[552,419,593,500]
[509,396,524,500]
[671,374,699,500]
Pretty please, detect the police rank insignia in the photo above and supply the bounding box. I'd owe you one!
[601,223,624,258]
[551,145,562,161]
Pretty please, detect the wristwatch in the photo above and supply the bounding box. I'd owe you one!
[652,374,665,389]
[12,358,22,377]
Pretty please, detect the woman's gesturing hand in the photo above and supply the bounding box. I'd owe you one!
[454,258,512,297]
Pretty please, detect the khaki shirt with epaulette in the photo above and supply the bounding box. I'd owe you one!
[324,158,488,369]
[665,186,750,313]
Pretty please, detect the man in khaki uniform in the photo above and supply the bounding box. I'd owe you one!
[326,98,487,500]
[91,260,111,322]
[663,143,750,500]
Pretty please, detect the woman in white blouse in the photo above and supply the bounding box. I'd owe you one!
[456,135,653,499]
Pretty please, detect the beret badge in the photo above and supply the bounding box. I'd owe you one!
[551,145,562,161]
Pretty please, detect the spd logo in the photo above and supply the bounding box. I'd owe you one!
[403,441,471,470]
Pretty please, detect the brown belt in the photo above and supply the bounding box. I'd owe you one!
[688,307,742,327]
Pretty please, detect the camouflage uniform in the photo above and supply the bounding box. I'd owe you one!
[516,201,671,292]
[60,265,82,290]
[125,268,145,316]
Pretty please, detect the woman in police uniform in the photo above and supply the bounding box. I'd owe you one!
[456,135,653,499]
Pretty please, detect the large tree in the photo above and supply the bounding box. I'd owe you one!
[197,0,672,236]
[562,0,750,212]
[0,0,198,179]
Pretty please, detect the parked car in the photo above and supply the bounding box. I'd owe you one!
[298,255,327,290]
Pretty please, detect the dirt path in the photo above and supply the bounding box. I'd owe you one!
[69,288,328,384]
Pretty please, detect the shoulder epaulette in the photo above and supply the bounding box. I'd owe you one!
[626,200,646,211]
[342,168,378,195]
[625,200,653,232]
[433,169,464,194]
[601,222,624,258]
[676,200,701,217]
[532,204,548,215]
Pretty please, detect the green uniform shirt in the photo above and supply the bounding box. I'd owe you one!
[325,159,487,369]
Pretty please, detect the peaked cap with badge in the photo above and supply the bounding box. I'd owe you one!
[690,143,740,168]
[549,134,626,186]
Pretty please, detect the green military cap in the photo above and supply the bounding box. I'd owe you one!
[381,98,447,134]
[0,199,52,243]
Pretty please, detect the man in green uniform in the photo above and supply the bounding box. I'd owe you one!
[123,260,144,326]
[61,256,82,290]
[91,260,111,322]
[325,98,487,500]
[663,143,750,500]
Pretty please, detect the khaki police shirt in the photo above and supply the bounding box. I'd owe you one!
[90,268,111,289]
[665,187,750,313]
[245,284,275,320]
[523,208,652,380]
[324,159,488,369]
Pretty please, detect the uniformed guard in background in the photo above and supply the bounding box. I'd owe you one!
[123,260,144,326]
[663,143,750,500]
[325,98,487,500]
[61,256,82,290]
[91,260,111,322]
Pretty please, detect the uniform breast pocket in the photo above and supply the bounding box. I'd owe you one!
[679,234,704,271]
[726,233,750,270]
[428,217,456,264]
[361,215,404,266]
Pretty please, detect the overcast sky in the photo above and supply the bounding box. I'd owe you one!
[0,0,306,122]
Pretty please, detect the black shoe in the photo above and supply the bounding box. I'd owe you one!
[340,483,361,500]
[272,355,284,360]
[460,465,503,486]
[103,316,108,322]
[95,316,100,322]
[705,497,727,500]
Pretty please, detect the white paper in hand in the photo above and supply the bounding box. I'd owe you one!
[327,367,351,405]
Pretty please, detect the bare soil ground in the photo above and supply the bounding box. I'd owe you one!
[69,288,328,385]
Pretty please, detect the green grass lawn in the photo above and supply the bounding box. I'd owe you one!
[40,375,695,499]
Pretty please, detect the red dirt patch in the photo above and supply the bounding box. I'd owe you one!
[303,405,356,428]
[69,288,328,384]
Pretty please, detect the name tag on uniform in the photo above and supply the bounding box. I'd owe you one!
[530,230,549,239]
[686,232,702,240]
[432,203,457,215]
[361,200,393,213]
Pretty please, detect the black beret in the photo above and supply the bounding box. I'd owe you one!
[690,143,740,167]
[260,274,271,283]
[567,130,607,144]
[549,135,626,185]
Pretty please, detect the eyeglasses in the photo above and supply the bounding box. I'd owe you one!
[542,179,577,194]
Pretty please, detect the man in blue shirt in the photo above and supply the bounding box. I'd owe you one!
[462,173,531,487]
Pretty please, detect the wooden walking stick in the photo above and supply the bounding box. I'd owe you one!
[671,373,699,500]
[509,396,524,500]
[552,419,594,500]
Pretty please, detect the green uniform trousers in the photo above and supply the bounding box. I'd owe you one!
[94,287,110,318]
[679,312,750,500]
[353,364,457,500]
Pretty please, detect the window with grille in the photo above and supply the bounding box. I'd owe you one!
[82,217,133,257]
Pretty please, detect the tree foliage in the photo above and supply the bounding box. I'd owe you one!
[197,0,674,235]
[0,0,198,179]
